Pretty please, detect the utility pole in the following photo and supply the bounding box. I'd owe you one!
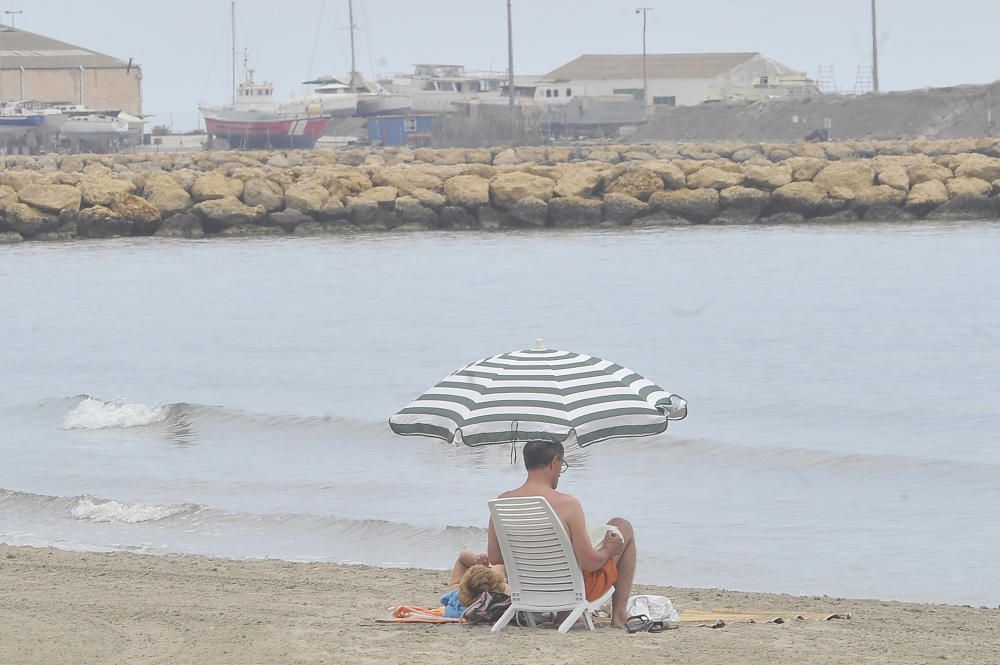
[871,0,879,92]
[348,0,357,87]
[635,7,652,106]
[230,1,236,105]
[507,0,515,133]
[3,9,21,29]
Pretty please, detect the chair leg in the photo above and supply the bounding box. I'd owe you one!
[558,606,586,634]
[583,610,595,631]
[491,606,518,633]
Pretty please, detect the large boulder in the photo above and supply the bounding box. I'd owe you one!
[443,175,490,208]
[687,166,746,190]
[80,175,136,207]
[347,199,398,229]
[394,196,439,227]
[191,172,240,201]
[782,157,828,182]
[648,188,720,223]
[438,205,478,230]
[154,212,205,238]
[356,186,399,207]
[241,178,285,212]
[0,170,35,192]
[0,231,23,243]
[604,169,663,201]
[268,208,313,232]
[5,203,61,238]
[284,181,330,213]
[954,154,1000,182]
[554,168,603,198]
[143,177,193,216]
[193,196,266,231]
[17,183,82,214]
[904,180,949,216]
[327,171,373,200]
[410,188,446,211]
[602,193,648,225]
[852,185,907,219]
[77,205,133,238]
[717,186,769,223]
[907,162,953,185]
[742,164,792,190]
[111,193,162,235]
[769,181,830,216]
[640,161,686,189]
[548,196,603,227]
[0,184,18,212]
[490,172,555,209]
[946,176,993,199]
[876,165,910,192]
[372,167,443,194]
[507,196,549,227]
[813,161,875,194]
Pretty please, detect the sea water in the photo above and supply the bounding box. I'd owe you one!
[1,223,998,606]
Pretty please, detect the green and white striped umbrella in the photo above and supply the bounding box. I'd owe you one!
[389,341,687,447]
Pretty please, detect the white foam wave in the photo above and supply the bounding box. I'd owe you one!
[70,496,193,524]
[62,398,170,430]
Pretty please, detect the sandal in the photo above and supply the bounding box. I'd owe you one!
[626,614,652,634]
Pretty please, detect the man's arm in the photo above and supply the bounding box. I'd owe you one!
[561,497,622,572]
[486,517,503,565]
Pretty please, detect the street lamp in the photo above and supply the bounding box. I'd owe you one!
[3,9,21,28]
[635,7,652,106]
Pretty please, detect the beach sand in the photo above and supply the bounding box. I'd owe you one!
[1,543,996,665]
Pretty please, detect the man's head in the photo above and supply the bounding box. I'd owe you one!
[522,440,566,489]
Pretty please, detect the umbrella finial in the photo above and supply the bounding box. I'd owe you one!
[533,339,545,350]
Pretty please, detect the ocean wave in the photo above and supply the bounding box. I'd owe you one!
[0,487,485,542]
[69,496,198,524]
[62,397,172,430]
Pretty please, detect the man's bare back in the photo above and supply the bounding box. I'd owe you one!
[485,441,637,627]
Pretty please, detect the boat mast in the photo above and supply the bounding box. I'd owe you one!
[348,0,357,87]
[231,0,237,104]
[871,0,880,93]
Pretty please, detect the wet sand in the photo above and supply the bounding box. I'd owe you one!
[1,543,996,665]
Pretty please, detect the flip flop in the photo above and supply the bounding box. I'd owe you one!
[646,621,666,633]
[625,614,650,634]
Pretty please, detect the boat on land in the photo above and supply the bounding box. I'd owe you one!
[200,69,332,149]
[199,1,332,149]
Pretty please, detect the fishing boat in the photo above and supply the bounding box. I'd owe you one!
[198,2,332,149]
[200,67,332,149]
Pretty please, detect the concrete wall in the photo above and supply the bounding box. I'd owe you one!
[0,67,142,114]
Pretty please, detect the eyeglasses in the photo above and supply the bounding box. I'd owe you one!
[559,458,569,473]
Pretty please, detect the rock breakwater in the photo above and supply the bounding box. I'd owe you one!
[2,139,999,243]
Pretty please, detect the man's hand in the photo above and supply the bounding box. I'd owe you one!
[475,553,490,566]
[599,530,625,558]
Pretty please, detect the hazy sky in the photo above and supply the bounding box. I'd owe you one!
[15,0,1000,129]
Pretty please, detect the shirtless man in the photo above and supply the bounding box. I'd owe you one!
[485,440,637,628]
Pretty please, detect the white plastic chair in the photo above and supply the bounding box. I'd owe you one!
[488,496,615,634]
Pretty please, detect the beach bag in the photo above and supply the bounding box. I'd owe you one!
[462,590,512,624]
[626,595,679,622]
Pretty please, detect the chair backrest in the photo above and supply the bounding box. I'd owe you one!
[488,496,586,609]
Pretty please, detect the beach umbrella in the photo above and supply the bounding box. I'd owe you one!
[389,341,687,448]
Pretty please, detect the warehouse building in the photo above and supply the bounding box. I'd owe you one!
[0,23,142,114]
[539,52,817,107]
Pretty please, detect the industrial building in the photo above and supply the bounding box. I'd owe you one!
[0,23,142,114]
[539,52,817,107]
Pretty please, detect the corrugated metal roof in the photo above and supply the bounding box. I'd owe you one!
[0,23,133,69]
[545,53,759,80]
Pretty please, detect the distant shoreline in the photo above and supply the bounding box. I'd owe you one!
[2,543,997,664]
[2,138,998,244]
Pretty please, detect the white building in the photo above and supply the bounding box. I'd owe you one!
[538,52,817,107]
